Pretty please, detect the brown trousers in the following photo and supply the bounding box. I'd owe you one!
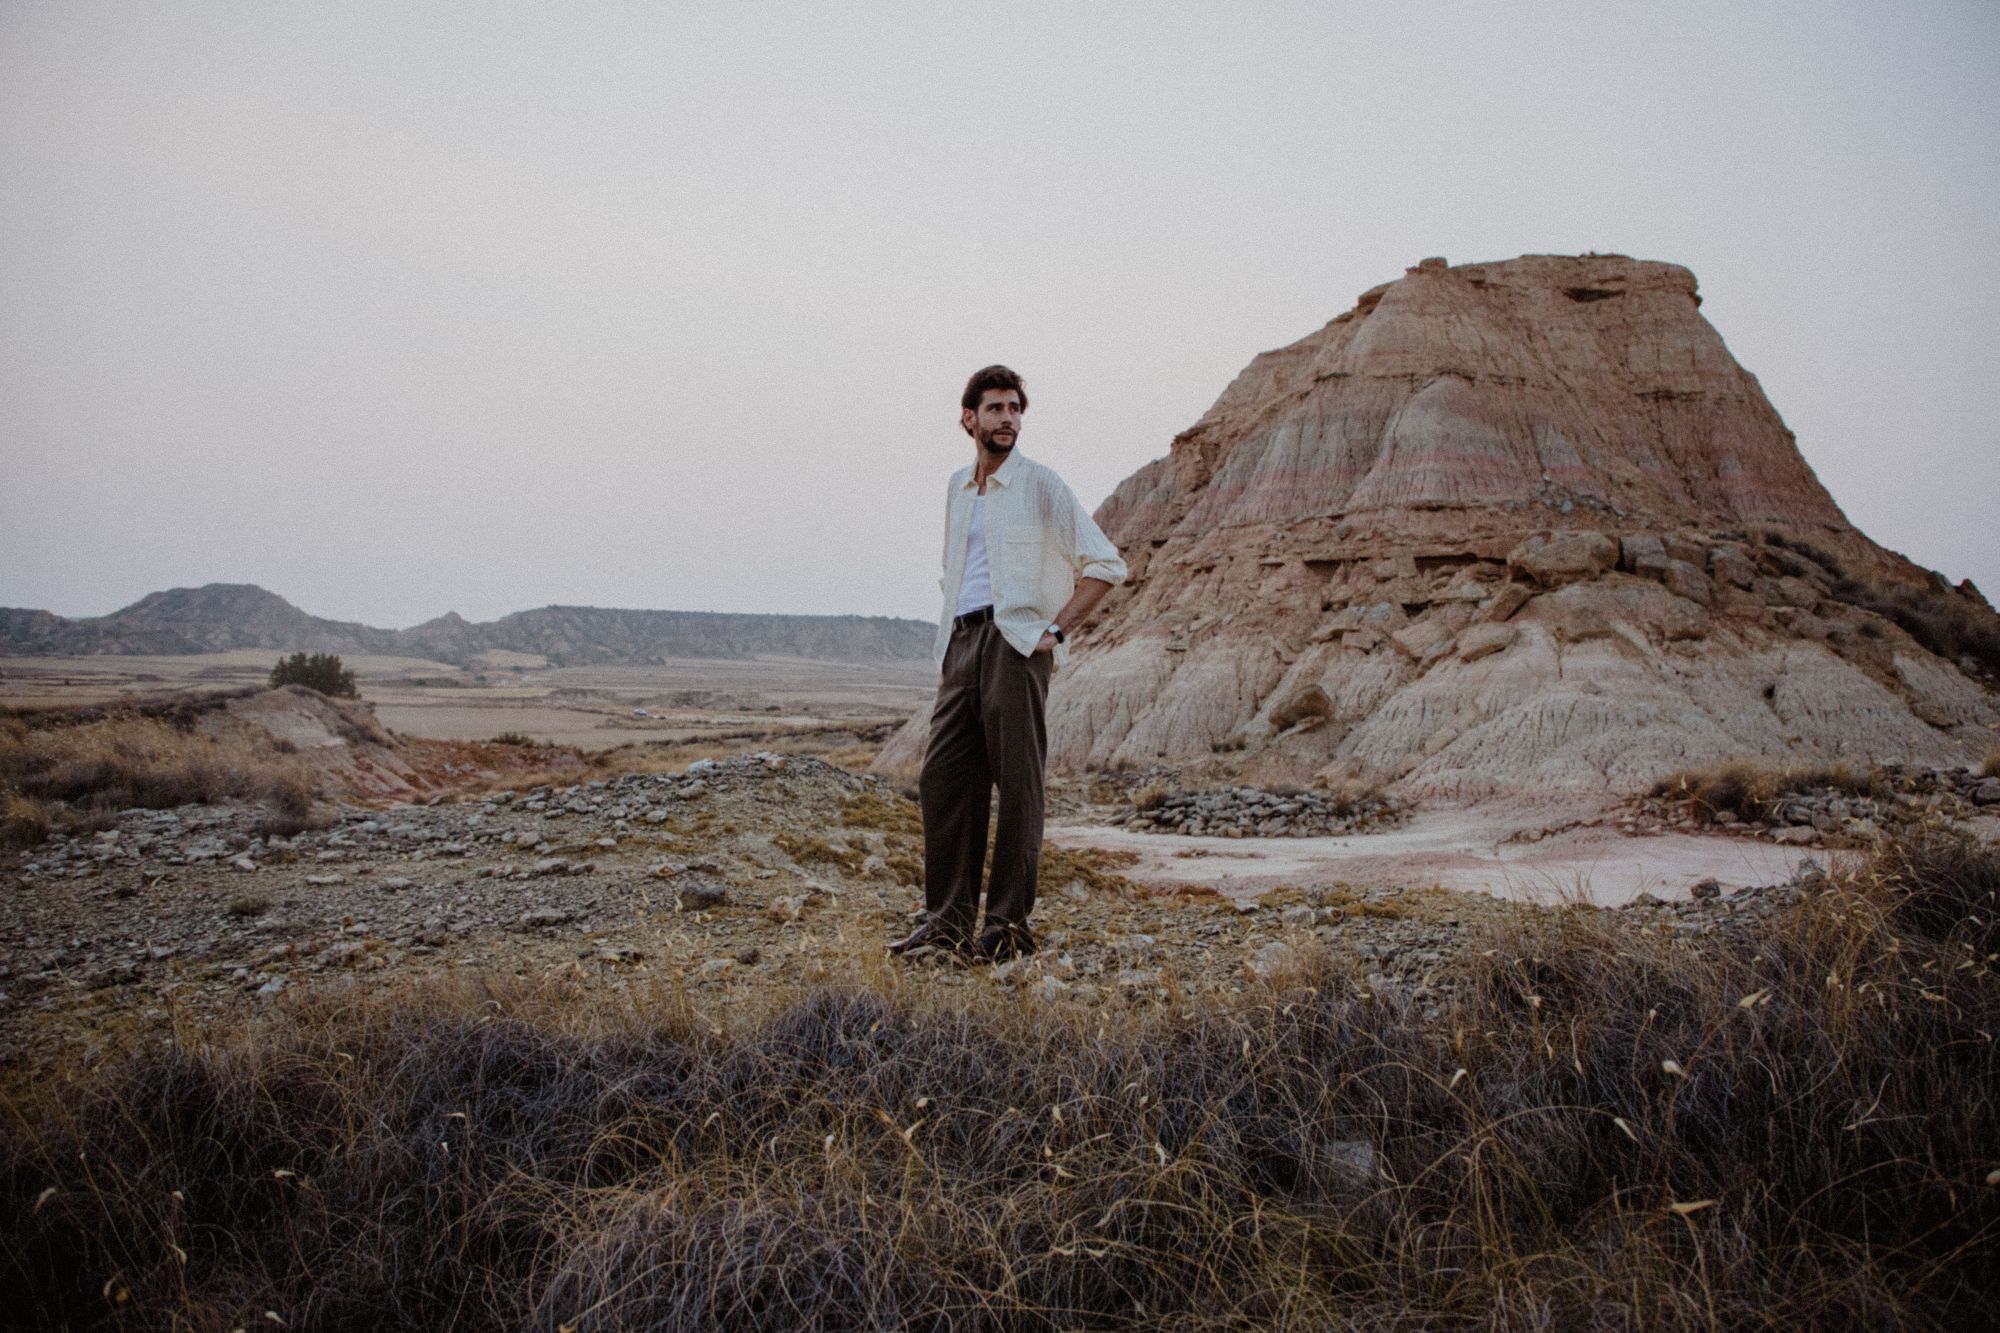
[918,618,1051,940]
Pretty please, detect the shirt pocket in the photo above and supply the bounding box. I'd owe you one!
[1000,530,1042,605]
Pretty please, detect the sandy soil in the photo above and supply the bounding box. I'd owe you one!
[1049,805,1841,905]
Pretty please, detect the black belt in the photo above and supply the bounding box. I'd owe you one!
[953,605,995,630]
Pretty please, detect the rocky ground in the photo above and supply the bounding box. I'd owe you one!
[1097,771,1406,837]
[1620,760,2000,848]
[0,752,1842,1095]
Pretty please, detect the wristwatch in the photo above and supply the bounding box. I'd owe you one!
[1047,623,1066,644]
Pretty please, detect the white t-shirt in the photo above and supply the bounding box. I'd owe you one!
[955,494,993,615]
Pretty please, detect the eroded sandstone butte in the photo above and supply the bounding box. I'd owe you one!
[879,255,1999,799]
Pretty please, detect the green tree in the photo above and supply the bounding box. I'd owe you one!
[270,652,357,698]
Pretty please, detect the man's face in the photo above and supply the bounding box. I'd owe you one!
[963,389,1024,454]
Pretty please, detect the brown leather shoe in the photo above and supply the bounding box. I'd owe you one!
[968,925,1037,964]
[888,920,967,956]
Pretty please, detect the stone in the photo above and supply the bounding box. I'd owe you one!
[1321,1139,1378,1180]
[674,880,729,910]
[1267,685,1333,731]
[1508,531,1620,587]
[1619,533,1666,572]
[1456,622,1517,661]
[1971,778,2000,807]
[520,907,575,928]
[531,857,571,877]
[1390,619,1457,664]
[1654,558,1714,607]
[1474,582,1532,624]
[1688,877,1721,901]
[1661,599,1711,642]
[767,894,807,923]
[1709,546,1758,589]
[1771,826,1821,846]
[1661,535,1707,568]
[1246,940,1297,979]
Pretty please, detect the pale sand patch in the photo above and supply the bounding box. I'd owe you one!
[1049,806,1834,906]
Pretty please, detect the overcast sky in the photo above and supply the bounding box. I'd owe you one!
[3,1,1996,629]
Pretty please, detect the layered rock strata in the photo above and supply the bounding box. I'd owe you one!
[879,255,2000,798]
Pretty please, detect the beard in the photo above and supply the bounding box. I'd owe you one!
[978,426,1017,453]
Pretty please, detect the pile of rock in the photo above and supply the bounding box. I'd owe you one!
[1627,762,2000,848]
[1111,785,1403,838]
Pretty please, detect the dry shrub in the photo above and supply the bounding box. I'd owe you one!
[1866,827,2000,950]
[0,793,52,850]
[1830,574,2000,676]
[1761,530,1847,578]
[1131,783,1171,812]
[3,837,1993,1329]
[1320,776,1391,819]
[0,712,323,829]
[1982,748,2000,780]
[1651,759,1881,825]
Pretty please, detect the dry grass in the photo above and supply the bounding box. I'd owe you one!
[0,711,326,838]
[0,792,53,851]
[1651,759,1884,826]
[1320,776,1392,820]
[837,790,924,837]
[1753,533,2000,677]
[1039,843,1144,897]
[1982,748,2000,780]
[2,834,1995,1329]
[772,829,868,875]
[1828,572,2000,677]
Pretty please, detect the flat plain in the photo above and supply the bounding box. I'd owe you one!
[0,651,937,760]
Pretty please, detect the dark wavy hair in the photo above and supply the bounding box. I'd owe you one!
[960,365,1028,416]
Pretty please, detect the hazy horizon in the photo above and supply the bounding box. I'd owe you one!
[5,2,1997,629]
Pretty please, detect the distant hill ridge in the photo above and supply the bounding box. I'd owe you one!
[0,584,933,666]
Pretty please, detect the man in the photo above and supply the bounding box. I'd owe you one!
[890,365,1127,964]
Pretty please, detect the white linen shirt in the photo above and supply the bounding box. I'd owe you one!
[934,449,1128,668]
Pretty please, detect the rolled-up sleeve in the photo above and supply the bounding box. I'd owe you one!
[1064,483,1126,586]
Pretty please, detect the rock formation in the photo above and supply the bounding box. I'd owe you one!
[0,584,934,666]
[878,254,2000,799]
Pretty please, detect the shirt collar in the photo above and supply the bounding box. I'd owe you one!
[960,448,1024,491]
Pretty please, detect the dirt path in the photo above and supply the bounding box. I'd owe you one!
[1048,805,1830,905]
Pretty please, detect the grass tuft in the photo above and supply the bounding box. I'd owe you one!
[1650,759,1882,825]
[0,793,52,850]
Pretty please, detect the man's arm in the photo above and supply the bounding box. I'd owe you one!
[1034,578,1114,655]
